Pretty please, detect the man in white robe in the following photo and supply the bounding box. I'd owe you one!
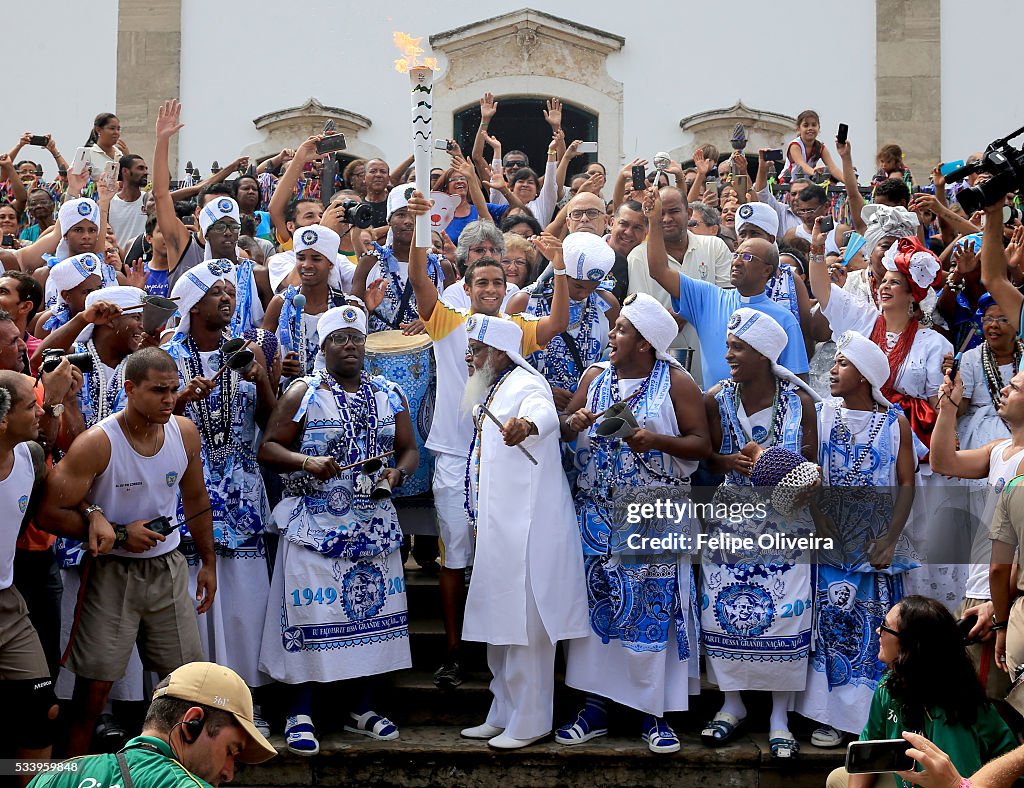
[459,314,589,749]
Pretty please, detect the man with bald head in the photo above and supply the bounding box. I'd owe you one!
[641,187,807,388]
[626,186,732,387]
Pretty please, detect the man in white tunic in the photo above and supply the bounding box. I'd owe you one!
[459,315,588,749]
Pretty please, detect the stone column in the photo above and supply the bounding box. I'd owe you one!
[116,0,182,174]
[875,0,941,180]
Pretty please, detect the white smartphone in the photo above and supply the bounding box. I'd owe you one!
[101,159,117,183]
[70,147,91,175]
[577,142,598,154]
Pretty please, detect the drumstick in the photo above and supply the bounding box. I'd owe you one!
[336,450,395,473]
[473,404,538,465]
[117,296,181,313]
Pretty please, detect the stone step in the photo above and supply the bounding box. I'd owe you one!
[234,726,847,788]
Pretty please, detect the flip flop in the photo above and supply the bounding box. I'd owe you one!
[769,730,800,759]
[701,711,745,746]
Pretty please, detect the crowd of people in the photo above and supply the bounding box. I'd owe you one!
[3,91,1024,786]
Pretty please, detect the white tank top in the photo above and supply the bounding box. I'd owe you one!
[965,439,1024,599]
[0,443,35,590]
[92,414,188,559]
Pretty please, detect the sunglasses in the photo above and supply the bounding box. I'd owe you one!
[878,623,900,637]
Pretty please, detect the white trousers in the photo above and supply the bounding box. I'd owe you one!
[483,586,555,740]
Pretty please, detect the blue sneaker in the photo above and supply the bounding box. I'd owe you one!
[285,714,319,756]
[555,707,608,746]
[642,716,680,754]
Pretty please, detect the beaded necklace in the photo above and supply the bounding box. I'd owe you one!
[181,334,237,467]
[463,366,514,531]
[324,370,380,499]
[829,403,885,486]
[730,379,783,446]
[981,339,1023,410]
[84,341,127,425]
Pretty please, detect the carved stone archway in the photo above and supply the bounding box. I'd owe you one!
[429,9,624,170]
[671,100,797,164]
[240,97,384,163]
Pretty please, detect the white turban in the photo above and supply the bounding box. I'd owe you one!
[318,304,367,343]
[294,224,341,261]
[77,286,146,343]
[563,232,615,282]
[835,330,892,406]
[735,202,779,239]
[464,313,542,377]
[620,292,683,370]
[170,259,237,339]
[728,307,821,401]
[861,204,919,253]
[48,252,103,318]
[56,198,101,260]
[198,197,240,259]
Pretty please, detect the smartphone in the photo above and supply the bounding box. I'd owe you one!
[577,142,598,154]
[957,613,979,643]
[819,217,836,233]
[845,740,914,774]
[631,165,646,191]
[705,175,719,193]
[764,149,785,163]
[1,235,15,248]
[315,133,347,155]
[434,138,454,151]
[28,134,49,147]
[144,515,177,537]
[842,230,853,246]
[837,123,849,144]
[70,147,91,176]
[100,159,117,184]
[940,159,966,177]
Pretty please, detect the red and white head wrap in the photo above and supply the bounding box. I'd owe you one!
[881,236,942,304]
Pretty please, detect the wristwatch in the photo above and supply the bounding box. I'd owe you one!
[83,503,104,519]
[991,612,1008,631]
[113,523,129,549]
[45,402,65,418]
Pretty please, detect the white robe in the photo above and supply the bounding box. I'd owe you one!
[463,366,589,646]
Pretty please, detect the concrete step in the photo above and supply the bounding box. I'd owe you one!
[234,726,846,788]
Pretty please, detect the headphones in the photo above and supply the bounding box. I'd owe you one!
[182,712,206,743]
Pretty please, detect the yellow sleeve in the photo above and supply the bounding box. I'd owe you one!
[512,313,543,354]
[424,301,468,341]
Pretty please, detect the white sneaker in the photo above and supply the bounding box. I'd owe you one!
[488,732,547,749]
[461,723,504,739]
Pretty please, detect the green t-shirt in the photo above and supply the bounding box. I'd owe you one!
[861,678,1017,787]
[29,735,213,788]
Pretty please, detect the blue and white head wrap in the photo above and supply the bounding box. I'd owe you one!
[169,258,237,341]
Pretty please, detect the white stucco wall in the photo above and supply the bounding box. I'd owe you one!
[0,3,117,178]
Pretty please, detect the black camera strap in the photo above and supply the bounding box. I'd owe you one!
[116,752,136,788]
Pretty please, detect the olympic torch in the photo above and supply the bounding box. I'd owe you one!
[394,32,438,249]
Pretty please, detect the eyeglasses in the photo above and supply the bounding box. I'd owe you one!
[505,160,527,170]
[469,245,500,256]
[324,332,365,347]
[688,220,700,228]
[568,208,604,221]
[878,623,900,637]
[208,221,240,236]
[732,251,764,263]
[983,316,1011,326]
[502,258,530,268]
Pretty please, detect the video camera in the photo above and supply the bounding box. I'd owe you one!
[946,124,1024,214]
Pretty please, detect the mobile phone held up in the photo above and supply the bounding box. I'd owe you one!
[837,123,849,145]
[28,134,49,147]
[576,142,598,154]
[845,740,914,774]
[818,217,836,233]
[70,147,91,176]
[434,139,455,151]
[315,133,347,155]
[631,165,646,191]
[764,149,785,164]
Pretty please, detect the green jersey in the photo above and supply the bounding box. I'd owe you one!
[29,735,213,788]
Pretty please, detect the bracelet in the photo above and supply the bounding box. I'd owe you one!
[946,270,966,294]
[113,523,128,549]
[810,254,825,264]
[553,268,567,276]
[810,245,826,255]
[301,456,310,472]
[991,622,1008,631]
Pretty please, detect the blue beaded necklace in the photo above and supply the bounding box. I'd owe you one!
[463,366,515,531]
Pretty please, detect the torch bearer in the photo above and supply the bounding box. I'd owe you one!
[394,32,438,249]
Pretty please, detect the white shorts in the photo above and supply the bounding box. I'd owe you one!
[433,451,474,569]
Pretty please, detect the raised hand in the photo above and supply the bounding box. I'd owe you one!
[543,98,563,130]
[155,99,184,140]
[479,92,498,123]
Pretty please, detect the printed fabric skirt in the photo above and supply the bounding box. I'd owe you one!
[259,539,411,684]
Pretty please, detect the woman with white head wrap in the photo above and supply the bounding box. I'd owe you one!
[698,306,819,759]
[258,302,415,755]
[809,219,960,608]
[842,204,920,308]
[556,292,711,754]
[515,231,620,404]
[795,330,920,745]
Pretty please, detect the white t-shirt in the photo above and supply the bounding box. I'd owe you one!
[0,443,34,590]
[108,194,146,245]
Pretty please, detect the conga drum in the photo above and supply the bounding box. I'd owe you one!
[364,330,435,497]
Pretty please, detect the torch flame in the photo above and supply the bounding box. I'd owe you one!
[393,31,438,73]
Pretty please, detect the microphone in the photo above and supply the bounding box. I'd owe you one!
[291,292,307,372]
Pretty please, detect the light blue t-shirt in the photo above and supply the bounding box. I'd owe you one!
[671,274,809,387]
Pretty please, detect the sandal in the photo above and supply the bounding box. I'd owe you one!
[700,711,745,746]
[642,716,680,754]
[345,710,400,741]
[769,730,800,759]
[285,714,320,756]
[554,708,608,746]
[811,724,845,748]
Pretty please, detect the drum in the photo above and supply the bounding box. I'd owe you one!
[364,330,435,497]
